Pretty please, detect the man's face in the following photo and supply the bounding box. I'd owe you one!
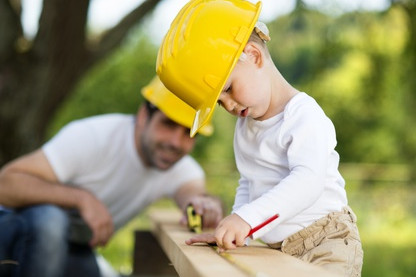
[137,110,196,170]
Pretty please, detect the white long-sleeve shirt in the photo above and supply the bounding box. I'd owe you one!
[232,93,347,243]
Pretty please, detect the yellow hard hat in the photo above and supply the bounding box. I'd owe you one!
[156,0,262,137]
[141,76,213,136]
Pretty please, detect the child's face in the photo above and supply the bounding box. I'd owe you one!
[217,47,271,120]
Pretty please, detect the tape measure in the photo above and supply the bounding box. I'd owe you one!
[213,246,263,277]
[186,205,202,234]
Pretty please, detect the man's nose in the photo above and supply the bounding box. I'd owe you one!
[169,127,188,147]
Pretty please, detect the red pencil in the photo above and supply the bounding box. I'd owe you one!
[246,214,279,238]
[230,214,279,244]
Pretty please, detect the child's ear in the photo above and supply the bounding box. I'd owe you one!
[243,42,263,68]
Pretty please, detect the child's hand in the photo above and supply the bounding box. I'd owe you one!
[185,233,218,246]
[185,214,250,251]
[214,214,250,251]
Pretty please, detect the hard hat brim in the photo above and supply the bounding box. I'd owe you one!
[142,77,214,136]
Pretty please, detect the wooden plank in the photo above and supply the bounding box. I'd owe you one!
[149,209,338,277]
[132,230,178,276]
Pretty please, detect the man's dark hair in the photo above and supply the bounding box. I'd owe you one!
[144,100,159,118]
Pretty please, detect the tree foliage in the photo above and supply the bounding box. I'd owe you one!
[267,3,415,168]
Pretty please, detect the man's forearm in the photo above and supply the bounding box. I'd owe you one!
[0,169,88,209]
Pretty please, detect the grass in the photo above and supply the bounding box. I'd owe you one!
[99,163,416,277]
[348,183,416,277]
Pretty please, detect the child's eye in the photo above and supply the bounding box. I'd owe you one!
[225,85,232,93]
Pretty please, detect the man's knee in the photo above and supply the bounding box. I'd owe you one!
[19,205,70,244]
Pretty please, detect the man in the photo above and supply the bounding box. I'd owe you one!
[0,76,223,277]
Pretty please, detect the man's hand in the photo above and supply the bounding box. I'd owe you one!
[78,191,114,247]
[181,195,223,229]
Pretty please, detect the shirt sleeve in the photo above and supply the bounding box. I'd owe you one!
[232,176,249,213]
[234,101,337,238]
[42,120,103,183]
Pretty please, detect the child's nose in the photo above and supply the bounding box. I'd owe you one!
[219,95,235,113]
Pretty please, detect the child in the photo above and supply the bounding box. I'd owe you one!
[156,0,363,276]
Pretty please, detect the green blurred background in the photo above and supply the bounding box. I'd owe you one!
[47,4,416,277]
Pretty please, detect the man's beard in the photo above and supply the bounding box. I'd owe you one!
[140,139,184,170]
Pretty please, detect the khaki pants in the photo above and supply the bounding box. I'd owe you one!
[268,207,363,277]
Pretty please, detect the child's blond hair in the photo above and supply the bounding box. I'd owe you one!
[248,22,271,58]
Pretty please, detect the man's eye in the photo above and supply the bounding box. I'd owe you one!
[162,119,178,127]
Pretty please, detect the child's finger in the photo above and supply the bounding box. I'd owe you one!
[185,233,216,245]
[222,231,237,250]
[234,233,246,247]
